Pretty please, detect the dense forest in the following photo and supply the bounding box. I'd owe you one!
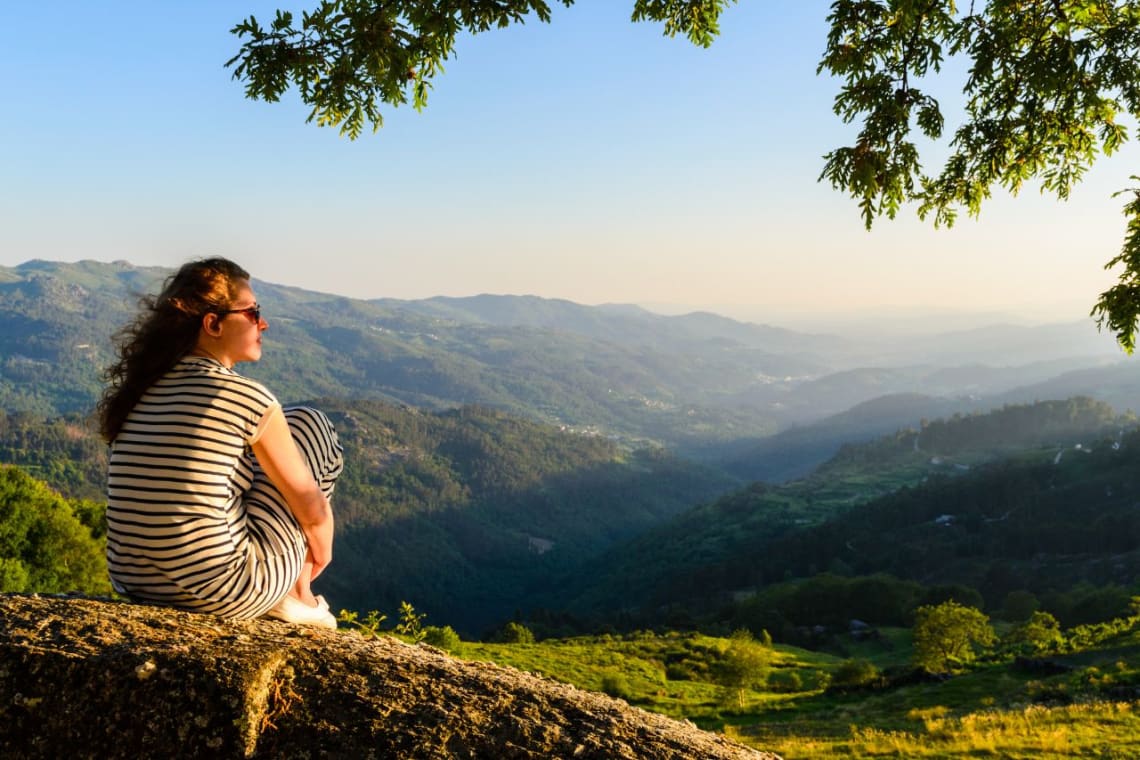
[561,397,1138,639]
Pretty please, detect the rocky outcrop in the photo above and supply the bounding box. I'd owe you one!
[1,595,778,759]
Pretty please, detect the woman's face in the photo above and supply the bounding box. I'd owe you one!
[199,280,268,367]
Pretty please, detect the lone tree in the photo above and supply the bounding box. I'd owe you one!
[227,1,1140,347]
[912,600,996,673]
[713,628,771,710]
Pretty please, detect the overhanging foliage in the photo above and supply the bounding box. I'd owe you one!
[227,1,1140,348]
[226,0,732,138]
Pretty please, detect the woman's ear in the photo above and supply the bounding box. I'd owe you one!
[201,312,222,337]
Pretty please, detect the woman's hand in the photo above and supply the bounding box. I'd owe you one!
[303,511,334,579]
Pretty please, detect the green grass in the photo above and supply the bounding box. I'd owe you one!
[464,632,722,719]
[743,701,1140,759]
[446,626,1140,759]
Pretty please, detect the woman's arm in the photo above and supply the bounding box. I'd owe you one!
[252,406,334,578]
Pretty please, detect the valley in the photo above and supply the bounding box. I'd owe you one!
[4,258,1140,754]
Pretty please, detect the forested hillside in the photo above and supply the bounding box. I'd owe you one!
[723,392,974,483]
[320,400,739,633]
[565,398,1135,633]
[0,401,737,635]
[0,411,107,501]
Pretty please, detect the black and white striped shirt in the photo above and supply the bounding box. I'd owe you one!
[106,356,282,617]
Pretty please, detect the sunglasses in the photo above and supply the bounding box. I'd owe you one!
[218,303,262,323]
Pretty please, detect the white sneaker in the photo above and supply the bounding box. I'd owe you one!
[265,594,337,629]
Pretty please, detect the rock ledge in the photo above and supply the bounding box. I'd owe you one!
[1,594,778,759]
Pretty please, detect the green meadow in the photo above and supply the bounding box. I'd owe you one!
[443,623,1140,758]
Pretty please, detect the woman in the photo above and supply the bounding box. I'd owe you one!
[98,257,342,628]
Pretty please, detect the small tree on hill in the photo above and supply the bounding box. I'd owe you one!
[713,629,771,710]
[491,621,535,644]
[912,600,995,674]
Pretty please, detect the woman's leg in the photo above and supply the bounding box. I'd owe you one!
[282,406,343,605]
[244,406,343,618]
[292,560,318,606]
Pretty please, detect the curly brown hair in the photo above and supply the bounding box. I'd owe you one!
[97,257,251,442]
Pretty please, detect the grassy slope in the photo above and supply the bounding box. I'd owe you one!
[439,621,1140,759]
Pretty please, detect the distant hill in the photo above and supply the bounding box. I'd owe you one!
[723,393,976,483]
[736,424,1140,630]
[0,260,838,454]
[563,397,1135,625]
[991,360,1140,414]
[0,259,1129,463]
[872,320,1124,366]
[748,355,1129,428]
[383,293,845,360]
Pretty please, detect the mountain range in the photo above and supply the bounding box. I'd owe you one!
[4,258,1140,636]
[0,259,1131,461]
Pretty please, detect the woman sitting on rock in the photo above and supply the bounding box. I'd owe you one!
[97,257,341,629]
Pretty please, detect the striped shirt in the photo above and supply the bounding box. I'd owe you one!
[106,355,288,618]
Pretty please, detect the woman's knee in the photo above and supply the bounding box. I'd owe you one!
[282,406,344,497]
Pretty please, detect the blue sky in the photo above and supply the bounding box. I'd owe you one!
[2,1,1137,329]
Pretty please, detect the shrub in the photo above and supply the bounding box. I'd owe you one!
[1002,610,1063,655]
[767,669,803,693]
[665,661,701,681]
[423,625,461,652]
[830,658,882,690]
[490,621,535,644]
[337,609,387,636]
[394,601,427,642]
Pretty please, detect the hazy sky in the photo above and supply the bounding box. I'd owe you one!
[3,1,1137,328]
